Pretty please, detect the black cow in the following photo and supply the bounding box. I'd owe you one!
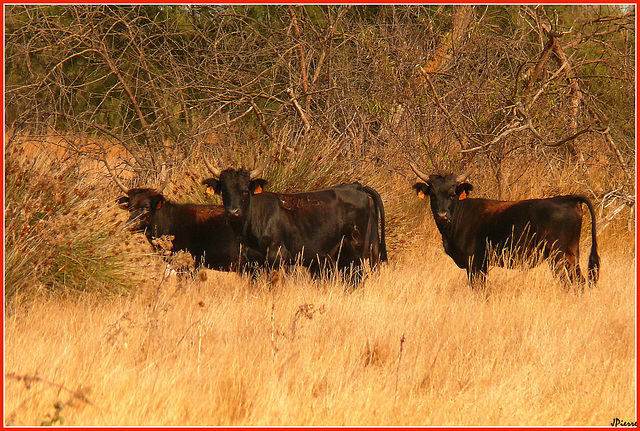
[103,158,240,272]
[116,188,240,271]
[410,163,600,289]
[201,161,387,282]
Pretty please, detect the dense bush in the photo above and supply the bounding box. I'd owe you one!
[5,5,634,191]
[4,146,135,305]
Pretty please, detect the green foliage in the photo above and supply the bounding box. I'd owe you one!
[4,145,134,306]
[41,402,65,426]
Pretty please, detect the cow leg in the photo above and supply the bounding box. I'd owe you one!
[565,251,586,287]
[306,256,324,279]
[305,254,336,280]
[336,239,366,286]
[240,243,267,264]
[466,254,488,289]
[308,263,322,279]
[339,260,365,287]
[265,244,293,269]
[570,265,587,290]
[467,267,487,289]
[550,252,586,291]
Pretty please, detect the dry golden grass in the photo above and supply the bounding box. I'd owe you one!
[4,230,635,426]
[4,135,636,426]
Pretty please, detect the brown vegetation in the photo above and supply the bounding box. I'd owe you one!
[3,133,636,426]
[4,234,635,426]
[4,4,635,427]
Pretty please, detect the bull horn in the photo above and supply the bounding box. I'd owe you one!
[249,161,266,180]
[102,153,129,193]
[156,163,171,192]
[455,168,473,183]
[203,157,222,178]
[409,162,430,183]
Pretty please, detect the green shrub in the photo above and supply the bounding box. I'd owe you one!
[4,146,135,306]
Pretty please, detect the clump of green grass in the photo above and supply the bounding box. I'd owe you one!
[4,145,136,307]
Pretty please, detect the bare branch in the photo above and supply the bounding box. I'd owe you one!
[286,87,311,133]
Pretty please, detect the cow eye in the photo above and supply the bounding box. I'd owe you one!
[450,193,457,200]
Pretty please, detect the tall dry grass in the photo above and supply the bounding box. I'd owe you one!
[4,145,140,305]
[4,135,636,426]
[4,233,635,426]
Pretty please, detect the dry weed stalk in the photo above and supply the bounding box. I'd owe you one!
[394,333,406,401]
[151,235,175,257]
[290,303,325,339]
[5,372,101,425]
[269,302,327,357]
[270,302,279,356]
[103,312,133,348]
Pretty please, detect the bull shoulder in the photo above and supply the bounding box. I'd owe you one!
[180,204,226,224]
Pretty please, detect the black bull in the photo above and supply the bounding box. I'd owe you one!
[201,163,387,279]
[117,188,240,271]
[410,164,600,288]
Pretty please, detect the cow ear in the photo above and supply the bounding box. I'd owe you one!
[250,179,268,195]
[116,196,130,209]
[456,182,473,200]
[202,178,221,196]
[412,182,430,199]
[151,194,166,210]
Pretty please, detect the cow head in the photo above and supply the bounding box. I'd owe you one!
[116,188,166,232]
[410,163,473,224]
[202,160,267,218]
[104,155,171,232]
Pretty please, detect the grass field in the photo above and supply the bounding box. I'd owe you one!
[4,136,636,426]
[4,5,636,424]
[4,226,636,426]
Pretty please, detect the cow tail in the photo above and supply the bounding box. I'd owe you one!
[577,195,600,284]
[363,186,387,262]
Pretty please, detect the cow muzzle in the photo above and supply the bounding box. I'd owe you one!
[434,212,451,224]
[227,208,241,218]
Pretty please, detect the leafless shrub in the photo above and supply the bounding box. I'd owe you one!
[5,5,634,230]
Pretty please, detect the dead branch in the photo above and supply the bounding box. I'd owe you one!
[419,69,469,149]
[522,35,555,95]
[286,87,311,133]
[288,6,309,111]
[599,127,633,183]
[93,43,153,147]
[460,122,529,154]
[250,99,274,141]
[551,37,583,134]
